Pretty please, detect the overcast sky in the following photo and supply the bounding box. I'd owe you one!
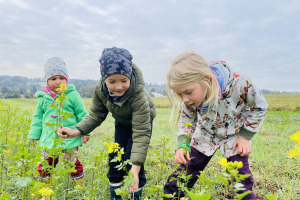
[0,0,299,91]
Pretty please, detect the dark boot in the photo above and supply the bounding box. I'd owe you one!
[110,182,123,200]
[129,188,142,200]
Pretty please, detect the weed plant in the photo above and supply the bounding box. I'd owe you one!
[0,95,299,199]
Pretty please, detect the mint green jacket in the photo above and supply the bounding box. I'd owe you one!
[28,84,88,150]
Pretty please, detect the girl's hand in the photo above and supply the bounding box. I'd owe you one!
[232,137,251,157]
[58,127,80,139]
[82,135,90,144]
[130,165,141,192]
[175,148,191,164]
[30,139,37,147]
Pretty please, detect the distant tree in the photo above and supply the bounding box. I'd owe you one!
[6,91,20,98]
[1,86,9,93]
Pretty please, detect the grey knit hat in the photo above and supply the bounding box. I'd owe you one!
[44,57,69,82]
[99,47,133,80]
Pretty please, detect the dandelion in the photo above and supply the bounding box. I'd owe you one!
[38,187,54,197]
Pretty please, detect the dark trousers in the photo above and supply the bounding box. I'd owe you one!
[107,120,152,188]
[164,147,256,200]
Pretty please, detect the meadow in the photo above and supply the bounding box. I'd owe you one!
[0,94,299,199]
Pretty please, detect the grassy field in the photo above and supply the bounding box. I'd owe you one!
[0,94,299,199]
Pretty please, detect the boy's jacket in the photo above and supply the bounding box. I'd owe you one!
[76,64,156,165]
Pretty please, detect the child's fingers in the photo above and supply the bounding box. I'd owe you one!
[232,140,237,151]
[175,150,187,164]
[186,151,191,161]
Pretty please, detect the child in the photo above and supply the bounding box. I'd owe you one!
[28,57,89,185]
[58,47,156,200]
[163,52,268,200]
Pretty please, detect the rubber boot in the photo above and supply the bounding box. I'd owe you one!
[73,177,84,187]
[110,182,124,200]
[129,188,143,200]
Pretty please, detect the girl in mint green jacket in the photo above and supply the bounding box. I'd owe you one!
[28,57,89,184]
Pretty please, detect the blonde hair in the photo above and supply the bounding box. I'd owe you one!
[166,52,219,121]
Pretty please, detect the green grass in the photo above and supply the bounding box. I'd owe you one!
[0,95,299,199]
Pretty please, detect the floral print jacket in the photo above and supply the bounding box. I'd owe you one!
[178,62,268,158]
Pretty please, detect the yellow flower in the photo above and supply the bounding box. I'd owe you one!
[3,149,12,155]
[289,131,300,158]
[290,131,300,145]
[185,123,192,127]
[104,142,120,153]
[289,146,300,158]
[120,149,124,155]
[236,161,243,169]
[218,157,228,167]
[157,163,161,169]
[0,104,2,109]
[56,83,68,92]
[38,187,54,197]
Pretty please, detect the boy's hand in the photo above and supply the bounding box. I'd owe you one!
[58,127,80,139]
[175,148,191,164]
[82,135,90,144]
[130,165,141,192]
[232,137,251,157]
[30,139,37,147]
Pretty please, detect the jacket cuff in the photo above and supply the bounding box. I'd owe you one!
[132,163,143,167]
[76,127,86,135]
[239,128,256,140]
[176,141,191,154]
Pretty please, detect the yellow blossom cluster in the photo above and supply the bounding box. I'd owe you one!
[38,187,54,197]
[218,157,243,170]
[56,83,68,92]
[184,123,192,127]
[289,131,300,158]
[104,142,121,153]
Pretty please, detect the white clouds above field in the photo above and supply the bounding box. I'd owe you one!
[0,0,300,91]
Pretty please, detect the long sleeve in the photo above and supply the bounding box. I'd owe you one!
[178,103,197,144]
[130,92,152,165]
[238,76,268,139]
[76,84,108,134]
[28,99,44,140]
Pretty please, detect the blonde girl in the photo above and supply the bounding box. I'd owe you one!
[163,52,268,200]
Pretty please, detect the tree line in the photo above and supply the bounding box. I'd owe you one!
[0,75,166,98]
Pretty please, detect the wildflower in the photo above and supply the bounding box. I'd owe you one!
[218,157,228,167]
[290,131,300,145]
[3,149,12,155]
[185,123,192,128]
[51,115,57,118]
[289,131,300,158]
[104,142,120,153]
[0,104,2,109]
[116,148,124,161]
[38,187,54,197]
[56,83,67,92]
[158,163,161,169]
